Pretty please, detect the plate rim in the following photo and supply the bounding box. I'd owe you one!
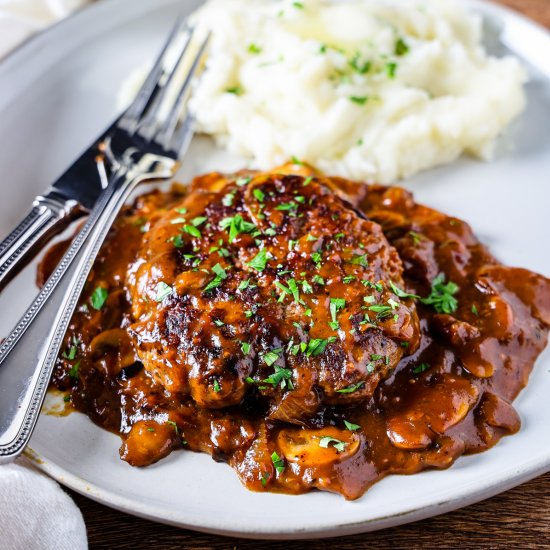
[22,444,550,539]
[5,0,550,539]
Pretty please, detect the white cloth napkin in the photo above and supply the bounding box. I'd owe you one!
[0,0,91,59]
[0,460,87,550]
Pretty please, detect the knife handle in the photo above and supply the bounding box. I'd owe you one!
[0,152,176,463]
[0,190,84,290]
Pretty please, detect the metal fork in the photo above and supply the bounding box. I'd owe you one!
[0,20,210,463]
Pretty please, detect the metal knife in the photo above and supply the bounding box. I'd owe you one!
[0,120,118,290]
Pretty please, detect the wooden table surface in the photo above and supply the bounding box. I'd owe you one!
[67,1,550,548]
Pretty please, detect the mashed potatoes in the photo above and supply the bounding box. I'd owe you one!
[189,0,526,183]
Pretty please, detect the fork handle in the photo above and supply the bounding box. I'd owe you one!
[0,190,83,291]
[0,153,176,463]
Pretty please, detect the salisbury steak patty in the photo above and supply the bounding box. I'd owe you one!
[127,168,420,422]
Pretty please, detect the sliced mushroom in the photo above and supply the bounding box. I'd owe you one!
[277,426,360,467]
[386,420,432,451]
[432,314,498,378]
[387,375,479,450]
[89,328,138,375]
[478,392,521,433]
[119,420,177,467]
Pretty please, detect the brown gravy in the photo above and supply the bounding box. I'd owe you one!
[44,167,550,500]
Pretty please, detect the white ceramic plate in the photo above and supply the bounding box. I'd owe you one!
[0,0,549,540]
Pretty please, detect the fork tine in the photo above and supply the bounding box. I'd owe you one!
[136,27,198,142]
[157,32,211,154]
[118,15,189,134]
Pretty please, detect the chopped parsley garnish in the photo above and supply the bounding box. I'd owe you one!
[63,394,71,403]
[175,207,188,214]
[336,381,364,394]
[472,305,479,316]
[191,216,207,227]
[248,43,262,54]
[220,214,257,243]
[412,363,430,374]
[386,62,398,78]
[204,263,228,292]
[312,274,324,285]
[166,420,178,433]
[253,188,265,202]
[350,254,368,267]
[301,280,313,294]
[343,275,356,284]
[238,279,254,291]
[222,191,236,206]
[62,336,79,360]
[311,251,322,266]
[329,298,346,330]
[90,287,108,310]
[367,304,393,320]
[368,304,391,314]
[362,280,384,292]
[169,234,184,248]
[155,281,173,302]
[389,281,419,300]
[213,380,221,393]
[236,176,252,187]
[263,347,283,366]
[63,347,77,360]
[288,279,300,301]
[276,279,301,303]
[303,176,313,186]
[349,54,371,74]
[261,472,270,487]
[395,37,410,56]
[241,342,251,355]
[276,201,299,215]
[247,248,270,271]
[209,245,230,258]
[388,298,399,310]
[291,155,303,165]
[213,319,225,327]
[319,436,346,452]
[420,274,459,314]
[344,420,361,431]
[68,360,81,381]
[226,86,243,95]
[292,1,304,8]
[271,451,285,474]
[263,364,294,390]
[170,217,187,224]
[305,336,336,357]
[183,224,201,238]
[408,231,423,245]
[350,96,369,105]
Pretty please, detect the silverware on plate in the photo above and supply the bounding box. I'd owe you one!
[0,19,210,463]
[0,142,107,291]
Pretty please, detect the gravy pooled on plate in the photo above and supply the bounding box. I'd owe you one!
[43,165,550,499]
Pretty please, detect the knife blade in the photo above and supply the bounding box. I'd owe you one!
[0,118,118,290]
